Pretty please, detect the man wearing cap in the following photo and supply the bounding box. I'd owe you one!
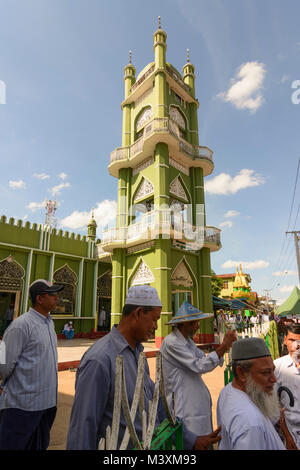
[160,302,237,450]
[0,279,63,450]
[67,285,197,450]
[274,323,300,449]
[217,337,286,450]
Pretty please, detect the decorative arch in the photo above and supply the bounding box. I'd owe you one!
[128,257,155,287]
[0,255,25,291]
[171,256,199,304]
[171,259,193,288]
[135,106,153,131]
[169,175,190,203]
[133,176,154,203]
[169,105,186,130]
[53,264,78,314]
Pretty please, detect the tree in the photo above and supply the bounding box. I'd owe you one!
[211,270,223,297]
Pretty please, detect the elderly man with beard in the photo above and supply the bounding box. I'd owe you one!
[217,337,286,450]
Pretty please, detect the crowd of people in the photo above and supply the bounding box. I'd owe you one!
[0,279,299,451]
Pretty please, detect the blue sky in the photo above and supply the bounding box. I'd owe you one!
[1,0,300,305]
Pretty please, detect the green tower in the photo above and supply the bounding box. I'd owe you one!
[100,19,221,346]
[87,210,97,242]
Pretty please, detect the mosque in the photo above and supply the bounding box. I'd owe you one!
[0,20,221,346]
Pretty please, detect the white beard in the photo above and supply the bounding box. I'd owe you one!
[245,375,281,424]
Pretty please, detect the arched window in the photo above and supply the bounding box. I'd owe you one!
[169,106,186,130]
[136,106,153,134]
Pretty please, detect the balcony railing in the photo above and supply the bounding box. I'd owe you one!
[101,210,221,251]
[110,117,213,165]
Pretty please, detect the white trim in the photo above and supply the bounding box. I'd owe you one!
[0,241,99,261]
[155,164,169,169]
[154,267,172,270]
[75,259,84,317]
[22,250,33,314]
[92,261,98,318]
[112,275,123,279]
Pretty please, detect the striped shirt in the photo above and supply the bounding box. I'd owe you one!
[0,307,58,411]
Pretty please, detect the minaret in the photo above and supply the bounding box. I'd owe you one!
[101,19,222,346]
[87,210,97,241]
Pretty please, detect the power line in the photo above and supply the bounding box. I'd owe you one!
[274,157,300,274]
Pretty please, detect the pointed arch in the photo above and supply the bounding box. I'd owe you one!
[169,105,187,130]
[53,264,78,315]
[0,255,25,291]
[128,257,155,288]
[171,256,199,302]
[135,106,153,131]
[133,176,154,203]
[169,174,190,203]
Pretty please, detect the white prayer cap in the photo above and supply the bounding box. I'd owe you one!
[125,285,162,307]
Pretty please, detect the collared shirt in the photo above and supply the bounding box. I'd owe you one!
[67,325,195,450]
[217,383,285,450]
[160,328,224,438]
[274,354,300,448]
[0,308,57,411]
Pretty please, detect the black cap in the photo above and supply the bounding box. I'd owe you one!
[29,279,64,298]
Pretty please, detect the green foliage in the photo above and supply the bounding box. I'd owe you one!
[211,269,223,297]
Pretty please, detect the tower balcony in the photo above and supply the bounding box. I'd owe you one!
[99,210,221,254]
[108,117,214,178]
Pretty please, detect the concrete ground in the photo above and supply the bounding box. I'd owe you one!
[49,338,225,450]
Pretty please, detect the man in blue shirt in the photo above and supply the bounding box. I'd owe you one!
[67,285,197,450]
[0,279,64,450]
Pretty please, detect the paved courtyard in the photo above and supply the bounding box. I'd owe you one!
[49,338,225,450]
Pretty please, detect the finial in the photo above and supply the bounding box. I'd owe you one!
[129,50,132,64]
[187,48,190,63]
[91,208,95,218]
[158,16,161,29]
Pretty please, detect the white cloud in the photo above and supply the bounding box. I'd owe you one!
[272,270,297,277]
[9,180,26,190]
[222,259,269,270]
[26,200,46,212]
[60,200,117,232]
[33,172,50,180]
[217,61,266,112]
[205,169,265,195]
[59,172,68,180]
[219,221,232,228]
[279,285,295,293]
[49,182,71,196]
[224,210,240,218]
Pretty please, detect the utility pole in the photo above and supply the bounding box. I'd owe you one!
[286,231,300,287]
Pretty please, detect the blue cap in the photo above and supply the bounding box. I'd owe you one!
[166,301,213,325]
